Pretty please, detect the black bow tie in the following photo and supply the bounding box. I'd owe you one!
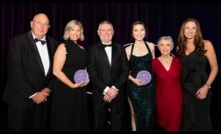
[103,44,112,48]
[34,38,46,45]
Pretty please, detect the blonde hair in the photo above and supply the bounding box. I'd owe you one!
[63,20,84,41]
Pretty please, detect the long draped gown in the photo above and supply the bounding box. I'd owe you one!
[152,57,183,131]
[127,42,156,131]
[50,40,89,131]
[179,50,212,131]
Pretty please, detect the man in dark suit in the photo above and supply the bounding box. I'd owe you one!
[3,13,59,131]
[87,21,129,131]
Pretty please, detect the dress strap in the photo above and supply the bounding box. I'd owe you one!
[144,41,152,58]
[130,42,135,59]
[130,41,153,59]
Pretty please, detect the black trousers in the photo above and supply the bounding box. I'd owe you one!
[8,103,51,131]
[93,100,125,131]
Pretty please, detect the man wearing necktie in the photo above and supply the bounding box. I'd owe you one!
[3,13,59,131]
[87,21,129,131]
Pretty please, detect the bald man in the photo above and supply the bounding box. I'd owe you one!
[3,13,59,131]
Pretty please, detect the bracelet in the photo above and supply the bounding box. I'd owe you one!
[205,83,211,89]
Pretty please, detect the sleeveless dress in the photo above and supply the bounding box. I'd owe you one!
[127,42,156,131]
[180,50,212,131]
[152,57,183,131]
[50,40,89,131]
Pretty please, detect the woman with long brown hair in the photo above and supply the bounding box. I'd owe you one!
[176,18,218,131]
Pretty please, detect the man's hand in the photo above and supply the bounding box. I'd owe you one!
[106,88,119,99]
[32,91,49,104]
[41,88,51,96]
[103,94,112,103]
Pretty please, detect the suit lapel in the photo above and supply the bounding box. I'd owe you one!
[111,44,117,68]
[98,43,111,68]
[28,31,45,75]
[45,37,52,76]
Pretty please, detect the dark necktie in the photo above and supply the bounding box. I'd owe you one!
[34,38,46,45]
[103,44,112,48]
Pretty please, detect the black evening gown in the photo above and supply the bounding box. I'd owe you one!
[50,40,89,131]
[127,42,156,131]
[180,50,212,131]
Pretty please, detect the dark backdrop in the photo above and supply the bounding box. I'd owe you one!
[1,3,221,131]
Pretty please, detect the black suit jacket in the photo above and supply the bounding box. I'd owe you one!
[3,31,59,108]
[87,42,129,104]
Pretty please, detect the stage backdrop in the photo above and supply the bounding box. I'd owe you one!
[1,3,221,131]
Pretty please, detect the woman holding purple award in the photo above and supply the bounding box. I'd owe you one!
[50,20,89,131]
[125,21,156,131]
[152,36,183,131]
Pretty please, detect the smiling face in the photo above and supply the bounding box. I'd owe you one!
[158,39,173,56]
[30,13,50,39]
[157,36,174,56]
[97,23,114,44]
[132,24,146,41]
[184,21,197,40]
[69,25,81,43]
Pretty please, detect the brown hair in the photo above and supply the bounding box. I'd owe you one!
[131,21,148,39]
[176,18,206,57]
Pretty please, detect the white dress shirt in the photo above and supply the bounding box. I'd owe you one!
[29,34,50,99]
[34,36,50,76]
[102,42,112,65]
[102,42,113,94]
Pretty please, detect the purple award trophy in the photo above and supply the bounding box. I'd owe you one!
[136,70,152,85]
[73,69,89,83]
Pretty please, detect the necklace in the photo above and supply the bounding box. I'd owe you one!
[160,56,171,63]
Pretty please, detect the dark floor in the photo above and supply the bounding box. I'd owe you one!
[0,101,8,131]
[1,97,221,131]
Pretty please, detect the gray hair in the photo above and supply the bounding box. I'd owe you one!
[157,36,174,48]
[98,21,114,30]
[63,20,84,41]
